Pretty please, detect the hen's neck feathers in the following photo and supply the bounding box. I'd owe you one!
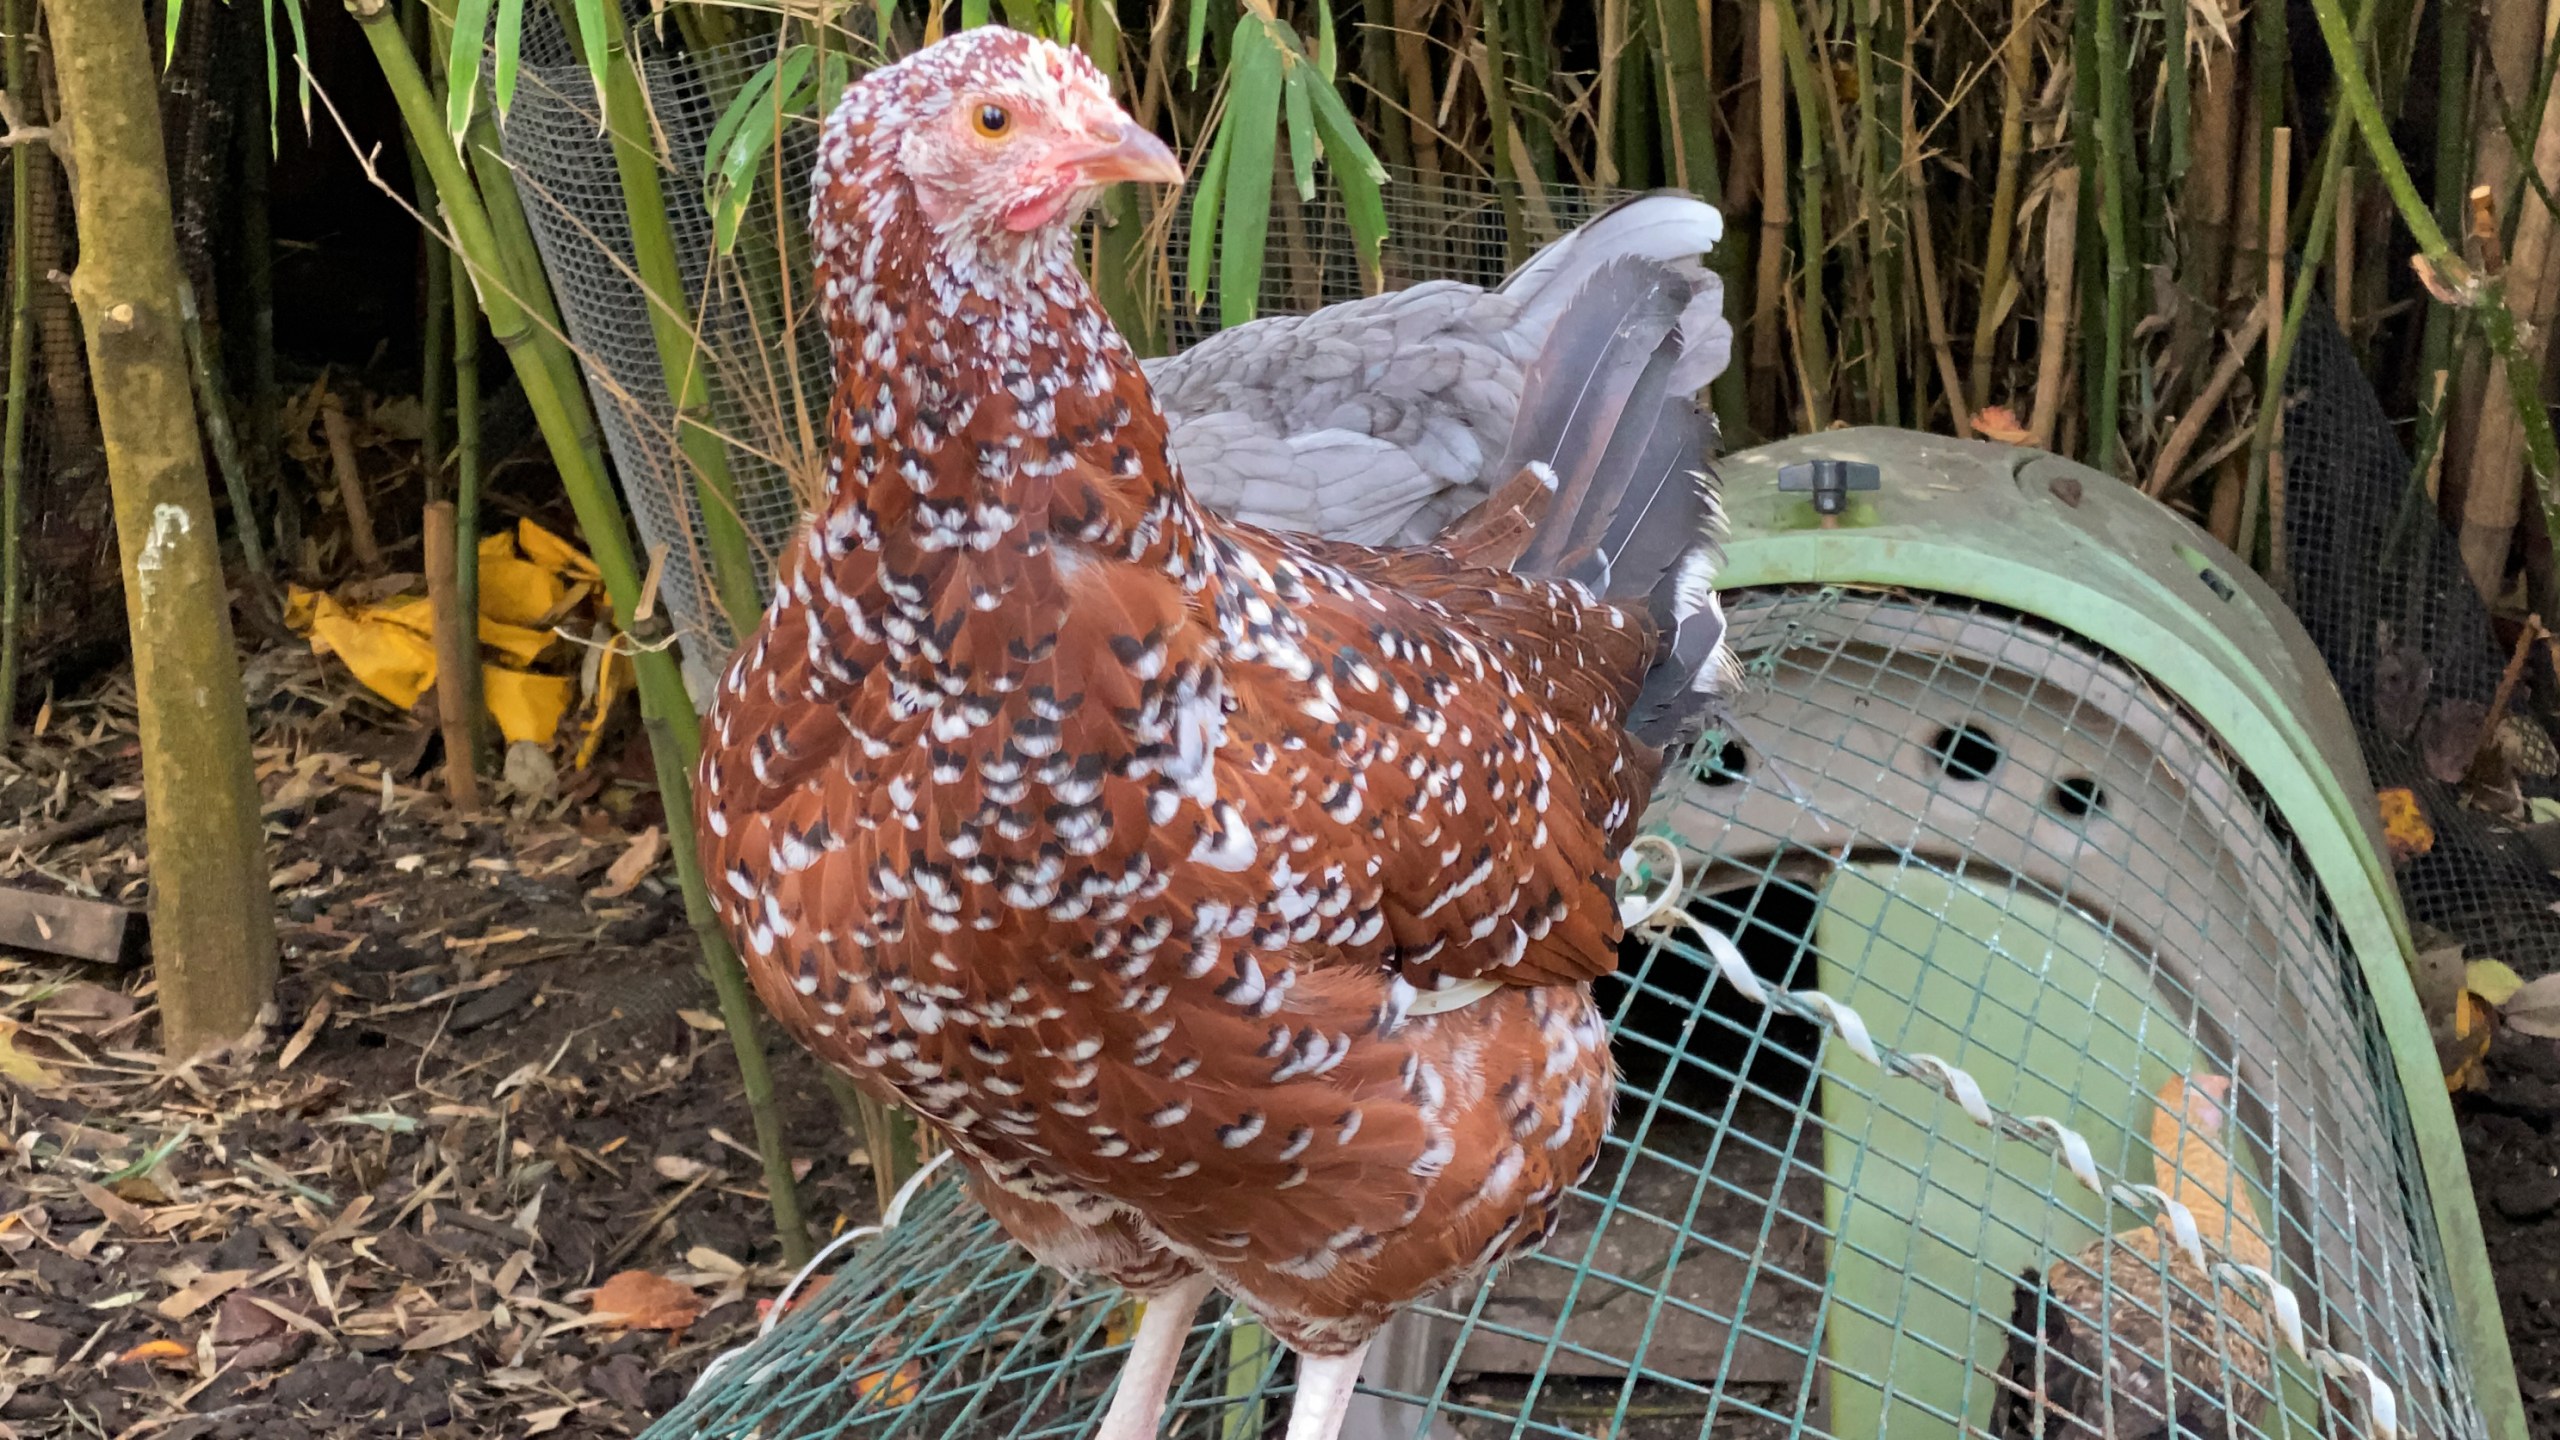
[802,135,1227,686]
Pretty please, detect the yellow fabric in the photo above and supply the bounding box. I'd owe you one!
[286,523,602,749]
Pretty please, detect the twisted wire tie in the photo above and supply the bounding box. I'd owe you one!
[1613,834,2406,1440]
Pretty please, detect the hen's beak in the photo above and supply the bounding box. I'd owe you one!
[1057,121,1183,187]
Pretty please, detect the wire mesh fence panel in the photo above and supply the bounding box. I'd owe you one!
[2277,298,2560,978]
[641,584,2485,1440]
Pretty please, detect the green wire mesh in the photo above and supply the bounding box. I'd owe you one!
[641,584,2484,1440]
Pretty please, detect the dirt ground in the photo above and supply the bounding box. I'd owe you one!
[0,650,873,1440]
[4,645,2560,1439]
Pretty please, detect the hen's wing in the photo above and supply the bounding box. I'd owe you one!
[1993,1234,2274,1439]
[1151,193,1732,555]
[1147,281,1524,546]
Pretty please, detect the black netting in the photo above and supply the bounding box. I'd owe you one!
[2280,296,2560,972]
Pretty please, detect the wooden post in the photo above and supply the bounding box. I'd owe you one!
[44,0,275,1056]
[423,502,482,813]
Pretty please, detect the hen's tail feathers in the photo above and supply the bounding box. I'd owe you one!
[1489,195,1738,748]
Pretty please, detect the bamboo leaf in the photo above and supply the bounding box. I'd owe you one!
[706,50,814,254]
[1313,0,1337,83]
[964,0,991,27]
[1187,0,1213,77]
[876,0,900,41]
[1186,109,1236,311]
[1282,66,1318,203]
[283,0,313,125]
[573,0,612,113]
[446,0,495,142]
[495,0,526,117]
[164,1,182,71]
[1301,59,1387,291]
[1218,19,1284,328]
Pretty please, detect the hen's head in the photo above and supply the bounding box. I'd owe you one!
[2156,1072,2235,1150]
[816,28,1179,259]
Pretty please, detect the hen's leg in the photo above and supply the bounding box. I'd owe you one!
[1094,1272,1216,1440]
[1283,1341,1376,1440]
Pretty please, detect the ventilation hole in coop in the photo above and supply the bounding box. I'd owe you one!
[2050,775,2106,817]
[1696,738,1750,788]
[1602,880,1822,1117]
[1928,723,2004,781]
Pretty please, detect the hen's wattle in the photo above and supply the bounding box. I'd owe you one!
[695,27,1730,1440]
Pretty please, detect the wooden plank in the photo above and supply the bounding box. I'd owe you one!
[0,883,145,965]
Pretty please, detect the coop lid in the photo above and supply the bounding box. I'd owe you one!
[1710,428,2520,1438]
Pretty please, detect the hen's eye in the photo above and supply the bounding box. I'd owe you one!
[972,104,1011,138]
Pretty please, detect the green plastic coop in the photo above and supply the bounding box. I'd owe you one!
[643,429,2522,1440]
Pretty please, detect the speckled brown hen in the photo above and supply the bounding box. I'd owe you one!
[694,27,1731,1440]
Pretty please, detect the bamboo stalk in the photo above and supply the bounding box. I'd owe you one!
[2460,56,2560,599]
[1965,0,2032,415]
[2088,0,2135,473]
[2239,128,2291,572]
[1390,0,1443,176]
[2028,169,2081,451]
[2304,0,2560,583]
[1750,0,1788,433]
[1769,0,1831,428]
[1900,0,1964,437]
[2334,166,2356,327]
[1596,0,1625,187]
[347,0,812,1265]
[0,0,27,749]
[49,0,277,1056]
[1478,0,1530,268]
[450,236,485,772]
[404,0,448,502]
[178,282,265,584]
[1853,5,1900,428]
[423,502,482,813]
[320,395,382,572]
[238,69,286,567]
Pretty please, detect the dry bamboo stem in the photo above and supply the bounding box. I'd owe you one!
[2028,170,2081,450]
[2145,308,2271,497]
[1967,0,2034,414]
[320,396,382,572]
[1752,0,1788,401]
[2335,166,2356,327]
[2249,129,2291,579]
[2461,58,2560,597]
[423,501,482,814]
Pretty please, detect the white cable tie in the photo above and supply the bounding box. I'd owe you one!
[1902,1054,1996,1127]
[882,1146,957,1229]
[2216,1263,2310,1362]
[1792,990,1881,1068]
[1683,913,1770,1005]
[2019,1116,2105,1195]
[1617,834,1684,930]
[2315,1351,2401,1439]
[2155,1196,2208,1275]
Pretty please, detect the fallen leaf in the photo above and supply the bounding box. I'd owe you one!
[74,1180,149,1233]
[2471,958,2527,1007]
[113,1338,193,1367]
[0,1021,61,1092]
[676,1008,726,1034]
[652,1154,712,1184]
[587,1270,699,1332]
[2503,973,2560,1038]
[269,859,323,890]
[2378,787,2435,863]
[157,1268,251,1320]
[589,826,663,900]
[2445,989,2494,1089]
[855,1359,922,1407]
[35,982,135,1036]
[1971,405,2034,445]
[402,1308,491,1351]
[524,1407,577,1434]
[278,996,333,1072]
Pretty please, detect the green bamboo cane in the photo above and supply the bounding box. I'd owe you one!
[349,0,813,1265]
[404,0,449,502]
[2409,0,2473,485]
[2087,0,2133,474]
[1852,1,1899,428]
[0,0,28,750]
[1085,0,1164,355]
[450,221,486,768]
[2303,0,2560,496]
[1769,0,1832,430]
[1478,0,1530,270]
[1651,0,1752,442]
[562,0,768,642]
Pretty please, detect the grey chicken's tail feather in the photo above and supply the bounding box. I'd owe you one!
[1489,195,1736,748]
